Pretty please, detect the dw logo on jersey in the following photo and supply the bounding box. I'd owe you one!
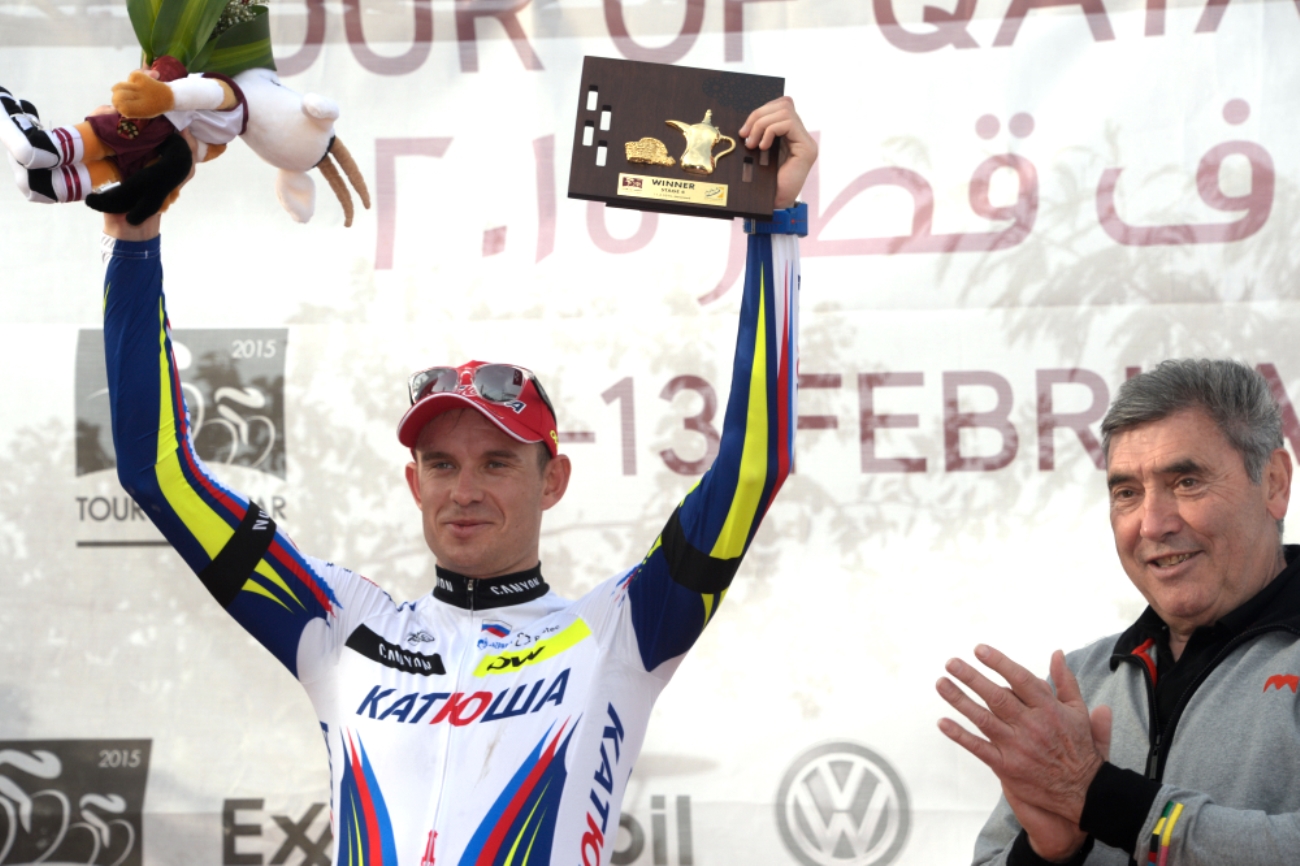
[475,620,592,676]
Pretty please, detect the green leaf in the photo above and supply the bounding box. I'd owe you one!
[150,0,230,67]
[188,36,216,73]
[201,7,277,77]
[125,0,162,61]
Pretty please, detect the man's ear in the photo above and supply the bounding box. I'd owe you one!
[1266,447,1292,521]
[540,454,571,511]
[405,460,422,508]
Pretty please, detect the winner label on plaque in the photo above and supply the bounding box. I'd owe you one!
[617,173,729,207]
[568,57,784,221]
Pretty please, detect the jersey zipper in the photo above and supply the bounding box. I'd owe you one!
[1144,734,1160,780]
[424,589,477,863]
[1121,623,1300,782]
[428,585,479,860]
[1113,653,1162,779]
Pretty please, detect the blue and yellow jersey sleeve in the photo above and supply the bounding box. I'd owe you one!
[102,236,340,678]
[626,208,803,672]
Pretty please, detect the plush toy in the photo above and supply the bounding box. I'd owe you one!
[1,0,369,226]
[228,65,369,227]
[1,57,222,224]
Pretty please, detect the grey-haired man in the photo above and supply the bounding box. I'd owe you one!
[937,359,1300,866]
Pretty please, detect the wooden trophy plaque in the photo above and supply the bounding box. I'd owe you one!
[567,56,785,221]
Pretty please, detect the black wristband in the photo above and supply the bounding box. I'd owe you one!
[1079,761,1163,854]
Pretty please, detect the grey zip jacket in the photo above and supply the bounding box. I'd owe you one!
[973,546,1300,866]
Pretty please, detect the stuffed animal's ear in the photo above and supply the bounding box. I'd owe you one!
[275,169,315,223]
[301,93,340,122]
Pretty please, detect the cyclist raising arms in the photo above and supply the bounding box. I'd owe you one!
[100,97,815,866]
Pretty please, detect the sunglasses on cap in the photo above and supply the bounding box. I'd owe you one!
[407,363,557,421]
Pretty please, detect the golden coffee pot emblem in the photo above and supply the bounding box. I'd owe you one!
[665,110,736,175]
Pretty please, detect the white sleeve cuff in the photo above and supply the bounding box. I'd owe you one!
[169,75,226,112]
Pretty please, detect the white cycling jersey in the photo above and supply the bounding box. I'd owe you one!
[101,214,802,866]
[302,561,673,866]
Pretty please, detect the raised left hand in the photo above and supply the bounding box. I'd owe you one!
[936,646,1107,828]
[738,96,817,209]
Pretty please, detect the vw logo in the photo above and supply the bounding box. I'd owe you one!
[775,742,910,866]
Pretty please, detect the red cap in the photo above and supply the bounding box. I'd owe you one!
[397,360,559,456]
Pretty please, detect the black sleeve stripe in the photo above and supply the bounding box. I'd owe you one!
[661,507,740,594]
[198,501,277,608]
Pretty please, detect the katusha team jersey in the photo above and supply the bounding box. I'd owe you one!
[100,215,801,866]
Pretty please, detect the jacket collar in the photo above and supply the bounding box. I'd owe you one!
[432,563,549,610]
[1111,544,1300,665]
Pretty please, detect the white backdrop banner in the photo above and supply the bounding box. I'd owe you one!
[2,1,1300,864]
